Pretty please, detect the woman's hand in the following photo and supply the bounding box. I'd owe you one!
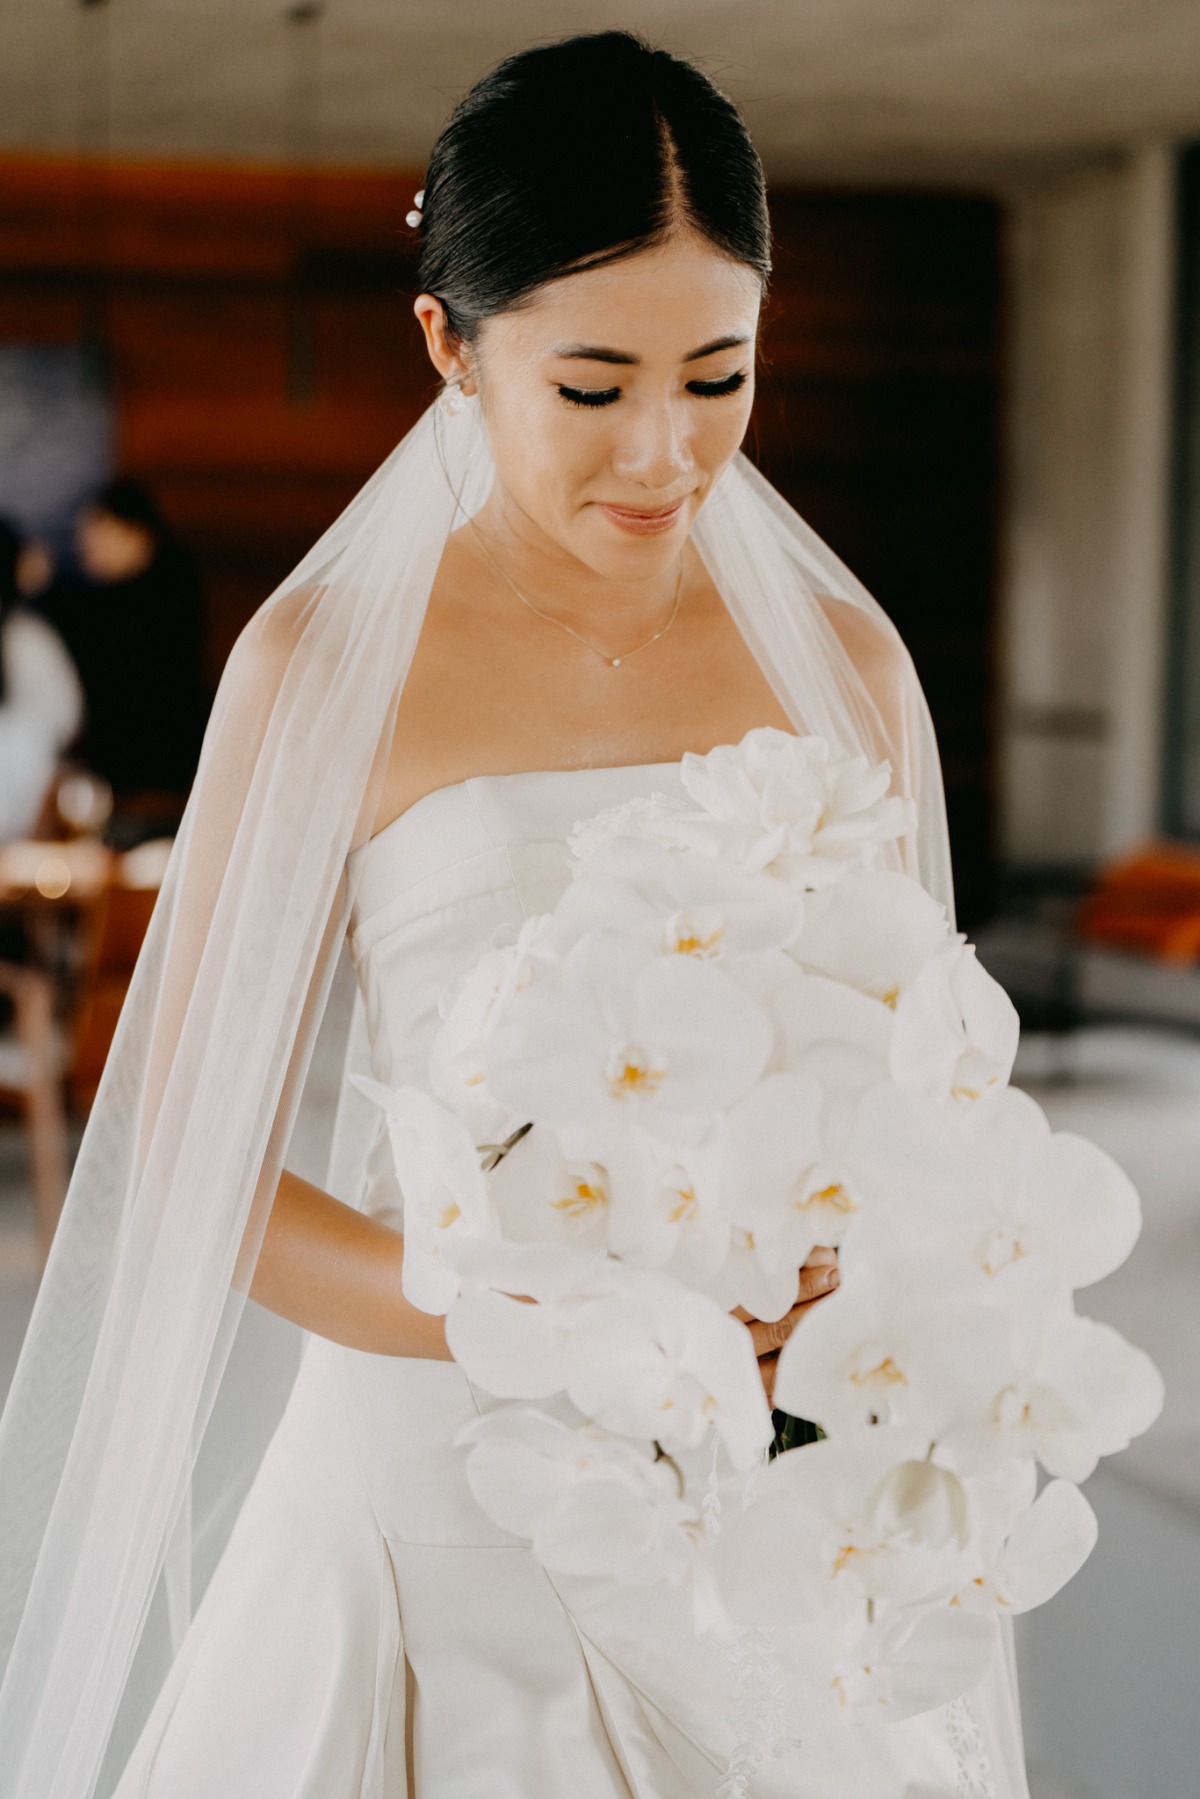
[734,1247,840,1407]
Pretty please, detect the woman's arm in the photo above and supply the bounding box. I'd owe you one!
[248,1167,452,1360]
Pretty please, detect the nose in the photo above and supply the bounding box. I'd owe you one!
[609,396,693,494]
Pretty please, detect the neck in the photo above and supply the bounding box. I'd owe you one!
[468,493,687,633]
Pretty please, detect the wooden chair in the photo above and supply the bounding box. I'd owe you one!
[0,836,168,1263]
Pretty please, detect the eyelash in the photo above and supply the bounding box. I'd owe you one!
[557,371,748,410]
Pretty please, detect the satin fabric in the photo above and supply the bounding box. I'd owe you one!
[112,762,1025,1799]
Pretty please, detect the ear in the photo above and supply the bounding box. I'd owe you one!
[413,294,478,394]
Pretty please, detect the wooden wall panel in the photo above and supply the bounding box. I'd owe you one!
[0,156,1001,919]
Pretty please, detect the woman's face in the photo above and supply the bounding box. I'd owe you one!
[419,232,762,583]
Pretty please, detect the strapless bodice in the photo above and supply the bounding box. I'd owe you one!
[345,761,684,1220]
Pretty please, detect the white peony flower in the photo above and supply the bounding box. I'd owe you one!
[352,1081,498,1315]
[485,930,774,1147]
[566,791,693,871]
[674,727,915,889]
[458,1406,704,1587]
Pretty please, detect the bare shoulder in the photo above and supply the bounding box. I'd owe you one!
[813,589,915,688]
[220,586,316,707]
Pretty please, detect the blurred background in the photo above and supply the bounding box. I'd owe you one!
[0,5,1197,1795]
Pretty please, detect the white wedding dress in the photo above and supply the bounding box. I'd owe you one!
[112,762,1029,1799]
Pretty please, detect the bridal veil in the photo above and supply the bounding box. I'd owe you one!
[0,396,971,1797]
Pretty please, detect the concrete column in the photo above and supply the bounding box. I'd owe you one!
[1103,143,1176,857]
[997,146,1177,869]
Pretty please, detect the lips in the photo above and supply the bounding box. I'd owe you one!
[597,499,688,536]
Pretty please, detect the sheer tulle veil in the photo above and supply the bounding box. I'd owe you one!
[0,395,988,1797]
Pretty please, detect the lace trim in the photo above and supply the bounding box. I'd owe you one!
[718,1625,803,1799]
[944,1693,997,1798]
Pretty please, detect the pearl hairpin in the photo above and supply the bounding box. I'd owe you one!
[406,188,425,229]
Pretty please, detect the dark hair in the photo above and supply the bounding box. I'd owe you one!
[417,31,771,346]
[86,476,165,535]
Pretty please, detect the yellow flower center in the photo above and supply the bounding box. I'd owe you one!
[991,1382,1066,1433]
[605,1042,666,1099]
[666,907,725,959]
[850,1354,908,1390]
[801,1180,857,1215]
[980,1226,1027,1276]
[665,1184,698,1224]
[437,1202,461,1230]
[552,1172,609,1219]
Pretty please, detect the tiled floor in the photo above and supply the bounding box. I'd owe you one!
[1,1024,1196,1799]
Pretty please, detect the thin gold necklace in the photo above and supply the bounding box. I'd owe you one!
[468,517,685,668]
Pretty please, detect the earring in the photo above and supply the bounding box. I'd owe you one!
[438,380,472,417]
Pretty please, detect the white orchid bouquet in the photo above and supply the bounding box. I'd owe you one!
[358,726,1163,1732]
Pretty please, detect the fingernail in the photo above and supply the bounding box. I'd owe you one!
[823,1269,840,1288]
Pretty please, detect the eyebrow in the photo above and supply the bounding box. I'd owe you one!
[548,333,751,367]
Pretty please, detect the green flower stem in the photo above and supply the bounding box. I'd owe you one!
[770,1410,825,1458]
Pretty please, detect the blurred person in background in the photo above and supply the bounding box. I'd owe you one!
[0,517,83,844]
[44,477,207,822]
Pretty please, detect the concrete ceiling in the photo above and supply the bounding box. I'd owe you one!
[2,0,1199,185]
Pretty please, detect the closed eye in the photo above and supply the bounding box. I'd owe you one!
[557,385,621,409]
[557,370,748,410]
[686,372,748,398]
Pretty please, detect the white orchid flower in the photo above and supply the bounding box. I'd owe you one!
[550,837,804,965]
[941,1300,1165,1482]
[945,1458,1099,1615]
[599,1132,732,1284]
[892,941,1019,1104]
[674,727,915,889]
[716,1072,847,1320]
[824,1604,1000,1723]
[790,870,951,1006]
[716,1429,968,1630]
[565,1268,772,1470]
[714,986,894,1319]
[484,1121,611,1257]
[446,1285,580,1398]
[430,913,555,1136]
[847,1082,1143,1305]
[715,1429,1002,1720]
[352,1081,498,1315]
[485,930,773,1147]
[773,1264,1013,1440]
[448,1261,771,1470]
[458,1406,703,1587]
[774,968,894,1068]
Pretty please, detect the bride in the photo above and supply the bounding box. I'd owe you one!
[0,31,1028,1799]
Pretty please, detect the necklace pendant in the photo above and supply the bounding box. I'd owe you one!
[610,656,621,667]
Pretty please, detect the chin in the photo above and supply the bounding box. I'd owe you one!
[580,506,696,574]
